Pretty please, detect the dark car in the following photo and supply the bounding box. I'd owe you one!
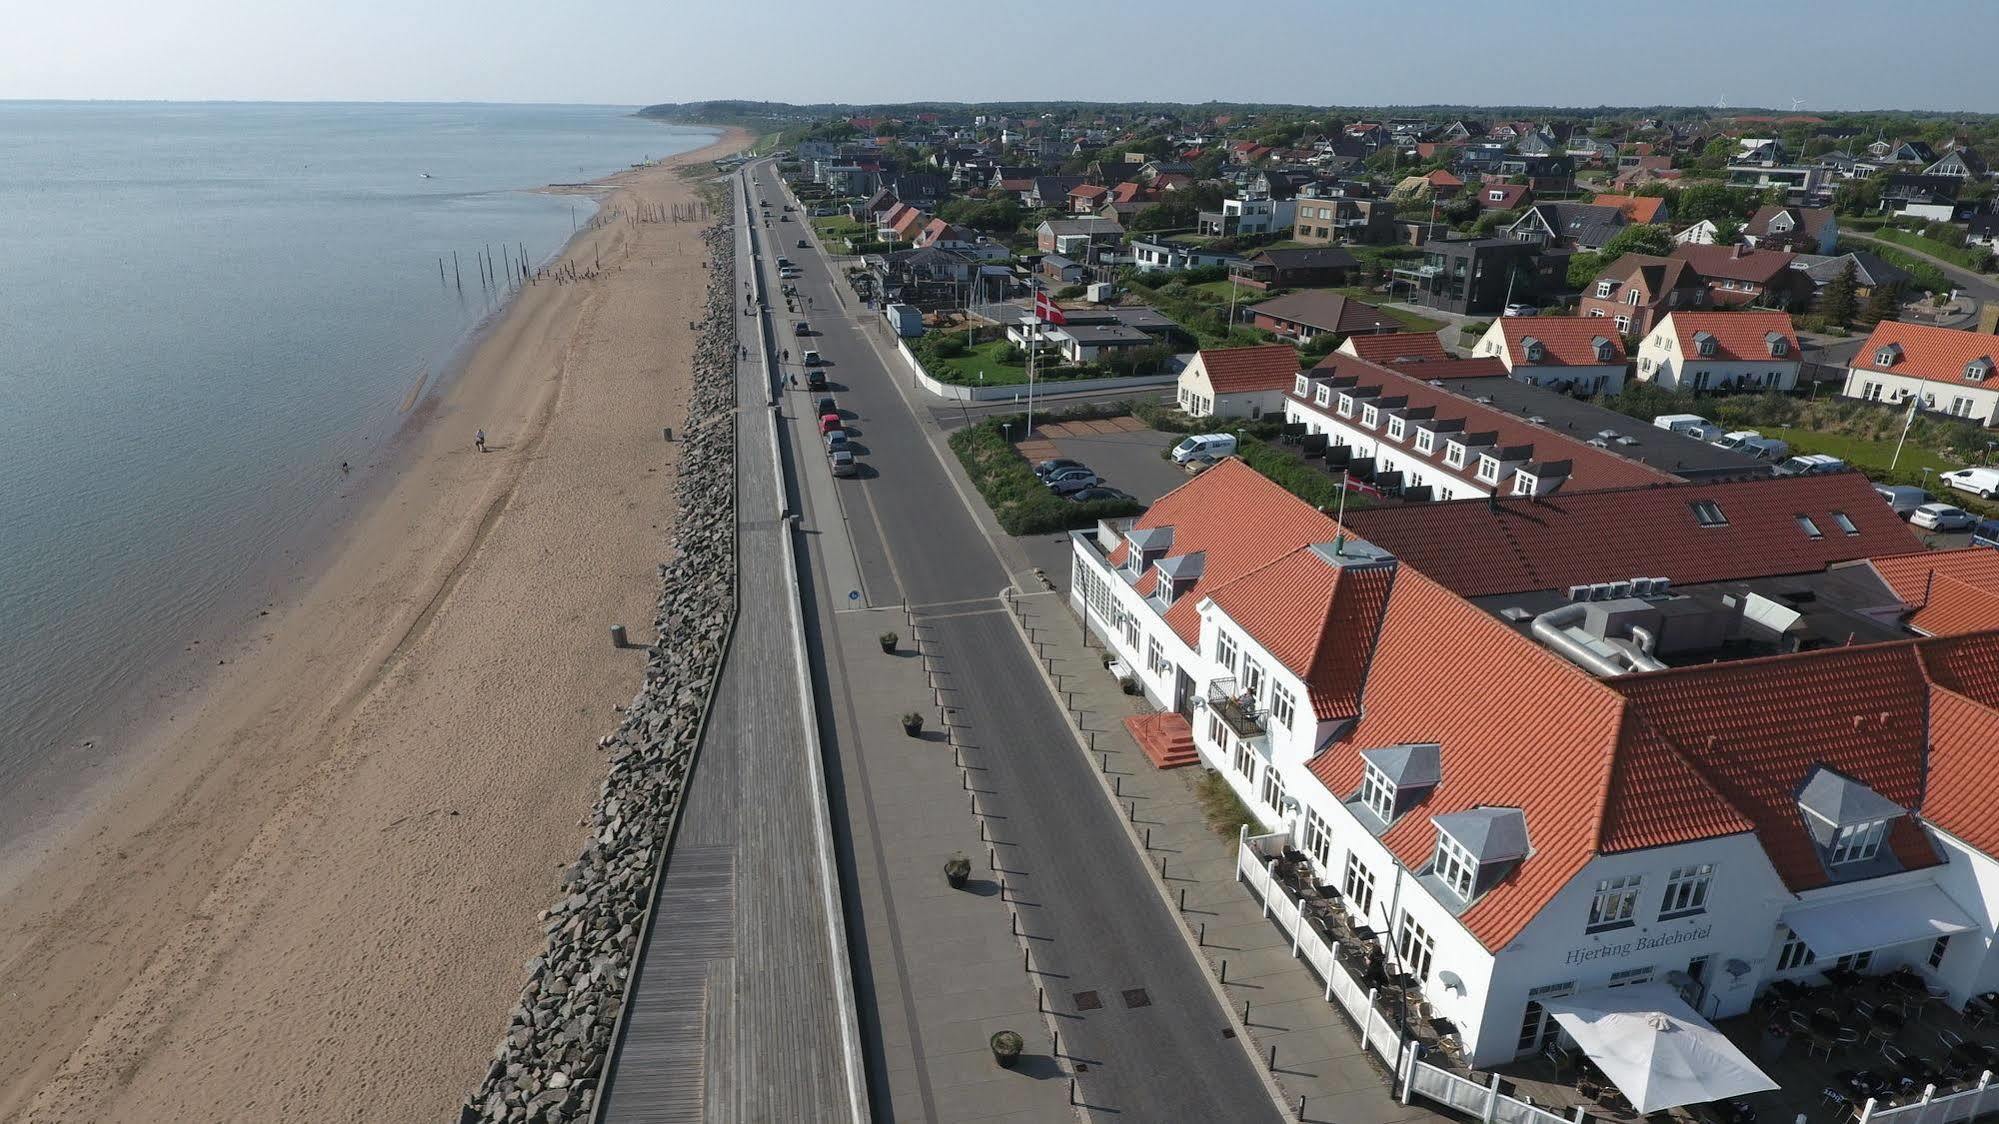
[1974,518,1999,549]
[806,370,827,391]
[1069,487,1132,503]
[814,396,837,417]
[1034,458,1087,479]
[797,238,809,249]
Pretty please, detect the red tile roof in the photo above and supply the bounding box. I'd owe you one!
[1294,355,1677,495]
[1250,291,1399,336]
[1850,321,1999,388]
[1923,684,1999,855]
[1425,169,1464,188]
[1487,317,1627,367]
[1912,575,1999,637]
[1192,344,1301,394]
[1589,193,1667,223]
[1480,183,1530,209]
[1661,310,1800,363]
[1867,548,1999,605]
[1670,243,1797,285]
[1069,183,1109,201]
[1339,473,1921,598]
[1204,549,1395,719]
[1335,332,1448,365]
[1108,459,1341,648]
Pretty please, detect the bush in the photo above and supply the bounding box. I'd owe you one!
[1055,284,1086,299]
[946,412,1144,536]
[1130,400,1204,433]
[930,335,969,359]
[1197,769,1266,840]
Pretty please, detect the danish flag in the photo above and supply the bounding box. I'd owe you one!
[1033,288,1067,325]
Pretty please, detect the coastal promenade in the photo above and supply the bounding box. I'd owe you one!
[597,174,866,1123]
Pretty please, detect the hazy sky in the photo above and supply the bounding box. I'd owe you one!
[7,0,1994,113]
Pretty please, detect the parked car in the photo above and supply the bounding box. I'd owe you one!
[1911,503,1977,532]
[1503,304,1538,317]
[1711,431,1789,460]
[818,413,842,434]
[805,369,827,391]
[1653,413,1723,442]
[1874,484,1930,519]
[1043,466,1096,484]
[814,396,838,417]
[1772,454,1847,477]
[803,349,823,366]
[1183,455,1218,476]
[1942,467,1999,501]
[1973,518,1999,548]
[828,448,857,477]
[794,320,811,336]
[1034,458,1088,479]
[1170,433,1238,464]
[797,238,809,249]
[823,429,849,451]
[1069,486,1132,503]
[1045,471,1102,496]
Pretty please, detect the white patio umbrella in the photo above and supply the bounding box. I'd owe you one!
[1539,983,1780,1114]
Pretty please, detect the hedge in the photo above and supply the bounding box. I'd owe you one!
[947,412,1144,536]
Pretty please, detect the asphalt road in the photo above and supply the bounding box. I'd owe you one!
[746,162,1283,1122]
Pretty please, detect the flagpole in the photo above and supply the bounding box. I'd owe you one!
[1890,393,1918,471]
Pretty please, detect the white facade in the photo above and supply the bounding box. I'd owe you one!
[1176,355,1287,419]
[1635,326,1800,393]
[1219,196,1298,235]
[1841,366,1999,425]
[1284,375,1572,502]
[1470,322,1629,394]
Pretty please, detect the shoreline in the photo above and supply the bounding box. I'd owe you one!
[0,125,749,1122]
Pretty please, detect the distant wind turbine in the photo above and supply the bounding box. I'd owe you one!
[1790,97,1806,113]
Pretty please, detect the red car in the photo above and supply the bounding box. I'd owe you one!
[819,413,843,434]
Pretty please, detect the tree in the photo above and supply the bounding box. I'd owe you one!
[1674,181,1748,226]
[1129,199,1197,232]
[1862,281,1903,325]
[1710,217,1742,246]
[1597,223,1676,259]
[1834,176,1882,217]
[1820,260,1859,325]
[1567,250,1607,290]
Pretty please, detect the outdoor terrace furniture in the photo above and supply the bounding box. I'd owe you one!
[1966,993,1999,1028]
[1824,966,1863,989]
[1863,1002,1905,1047]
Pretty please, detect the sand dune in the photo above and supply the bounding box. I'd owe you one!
[0,127,748,1123]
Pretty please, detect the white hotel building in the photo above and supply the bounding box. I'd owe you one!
[1070,456,1999,1071]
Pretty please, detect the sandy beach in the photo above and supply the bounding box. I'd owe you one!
[0,125,749,1123]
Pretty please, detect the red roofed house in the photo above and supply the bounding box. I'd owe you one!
[1579,253,1710,337]
[1335,331,1448,366]
[1176,344,1301,419]
[1073,454,1999,1077]
[1587,192,1670,225]
[1478,182,1532,211]
[1841,321,1999,426]
[1471,316,1629,393]
[1669,243,1812,310]
[1246,290,1399,343]
[1067,182,1108,214]
[1636,310,1801,392]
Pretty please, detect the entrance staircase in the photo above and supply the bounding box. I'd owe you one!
[1123,713,1200,770]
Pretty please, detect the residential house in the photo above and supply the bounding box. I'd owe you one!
[1726,162,1827,198]
[1841,321,1999,425]
[1335,332,1448,366]
[1035,217,1124,256]
[1029,176,1089,209]
[1588,193,1670,225]
[1393,169,1464,201]
[1477,182,1532,212]
[1067,183,1108,214]
[1669,244,1809,310]
[1472,317,1630,394]
[1398,238,1560,317]
[1499,154,1575,193]
[1742,205,1839,255]
[1881,174,1963,221]
[1872,139,1939,165]
[1789,252,1909,310]
[886,173,950,210]
[1635,310,1800,391]
[1009,306,1178,363]
[1038,253,1086,285]
[1246,291,1400,342]
[912,219,980,252]
[1925,148,1989,179]
[879,202,929,244]
[1200,195,1299,238]
[1291,197,1395,245]
[1176,344,1301,419]
[1130,236,1243,274]
[1230,247,1357,292]
[1506,202,1627,251]
[1673,219,1723,247]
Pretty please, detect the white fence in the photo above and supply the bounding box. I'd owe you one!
[1239,829,1577,1124]
[1864,1075,1999,1124]
[891,337,1178,402]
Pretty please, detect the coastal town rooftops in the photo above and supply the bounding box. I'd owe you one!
[1192,344,1301,394]
[1669,243,1797,285]
[1249,291,1399,335]
[1423,374,1766,478]
[1487,317,1626,366]
[1861,549,1999,637]
[1851,320,1999,387]
[1333,331,1448,365]
[1588,192,1667,223]
[1596,252,1705,300]
[1337,472,1919,599]
[1661,310,1800,361]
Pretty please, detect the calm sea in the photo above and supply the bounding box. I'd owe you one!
[0,102,713,805]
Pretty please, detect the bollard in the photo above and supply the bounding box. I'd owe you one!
[1199,922,1205,946]
[1300,1095,1307,1119]
[1220,959,1227,983]
[1160,856,1168,879]
[980,819,987,842]
[1038,986,1044,1012]
[609,625,628,649]
[1053,1029,1060,1058]
[1101,751,1109,772]
[1144,826,1151,849]
[1024,946,1029,972]
[1011,911,1017,936]
[1269,1043,1277,1070]
[1114,775,1122,796]
[1128,800,1136,821]
[1069,1078,1076,1107]
[990,846,996,871]
[1244,999,1251,1024]
[1179,887,1186,912]
[1088,731,1095,752]
[962,770,968,790]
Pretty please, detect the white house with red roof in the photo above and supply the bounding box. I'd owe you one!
[1635,311,1801,392]
[1841,321,1999,426]
[1074,459,1999,1082]
[1176,344,1300,418]
[1472,317,1630,393]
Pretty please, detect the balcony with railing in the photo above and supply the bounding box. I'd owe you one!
[1207,678,1265,738]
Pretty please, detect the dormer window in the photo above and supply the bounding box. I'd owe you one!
[1338,394,1355,418]
[1694,331,1717,357]
[1429,807,1529,903]
[1592,337,1615,362]
[1966,357,1992,382]
[1315,384,1332,407]
[1767,332,1790,357]
[1355,743,1441,826]
[1832,820,1887,865]
[1359,763,1396,821]
[1294,374,1310,397]
[1513,471,1537,494]
[1415,429,1435,455]
[1798,766,1906,874]
[1388,416,1406,441]
[1595,280,1613,299]
[1522,337,1544,362]
[1876,344,1902,367]
[1476,456,1500,483]
[1362,404,1380,429]
[1444,442,1467,469]
[1432,833,1478,899]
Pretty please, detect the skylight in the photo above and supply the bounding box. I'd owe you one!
[1690,500,1728,527]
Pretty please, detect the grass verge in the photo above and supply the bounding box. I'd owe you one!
[1197,769,1266,840]
[947,413,1145,535]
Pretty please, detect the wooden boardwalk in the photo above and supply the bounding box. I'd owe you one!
[597,192,862,1124]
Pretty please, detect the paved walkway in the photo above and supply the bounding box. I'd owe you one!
[1003,586,1447,1124]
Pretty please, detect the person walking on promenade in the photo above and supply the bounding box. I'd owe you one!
[475,429,486,453]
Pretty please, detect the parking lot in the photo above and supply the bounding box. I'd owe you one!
[1011,416,1195,595]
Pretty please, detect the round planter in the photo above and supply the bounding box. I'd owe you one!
[902,720,923,737]
[880,637,897,654]
[990,1030,1023,1069]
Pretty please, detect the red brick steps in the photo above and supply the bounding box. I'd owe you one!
[1124,713,1200,770]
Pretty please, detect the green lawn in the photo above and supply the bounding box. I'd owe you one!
[810,214,868,247]
[920,338,1030,385]
[1760,427,1960,476]
[1864,227,1994,274]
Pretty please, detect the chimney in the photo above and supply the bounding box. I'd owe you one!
[1731,242,1745,259]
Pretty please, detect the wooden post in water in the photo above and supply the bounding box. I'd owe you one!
[453,251,462,291]
[438,257,446,286]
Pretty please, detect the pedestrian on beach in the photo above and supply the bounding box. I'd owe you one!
[340,461,349,473]
[475,429,486,453]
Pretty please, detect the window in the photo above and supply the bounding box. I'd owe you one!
[1834,950,1874,975]
[1147,636,1168,676]
[1338,394,1355,418]
[1233,739,1257,785]
[1831,819,1887,865]
[1269,683,1295,731]
[1122,611,1140,650]
[1625,288,1640,306]
[1589,307,1606,318]
[1305,808,1333,870]
[1387,417,1406,441]
[1796,514,1823,540]
[1241,657,1264,700]
[1608,966,1655,989]
[1343,852,1377,919]
[1294,374,1310,397]
[1415,430,1435,455]
[1207,711,1226,749]
[1396,912,1436,981]
[1587,874,1642,931]
[1519,983,1576,1053]
[1833,511,1859,536]
[1433,833,1478,900]
[1660,864,1713,918]
[1690,500,1729,527]
[1359,762,1396,822]
[1877,348,1898,367]
[1777,928,1816,972]
[1314,384,1331,407]
[1362,405,1380,429]
[1615,314,1631,333]
[1930,935,1951,970]
[1216,631,1238,673]
[1697,337,1716,357]
[1514,472,1537,495]
[1444,443,1467,469]
[1261,765,1285,811]
[1595,280,1614,299]
[1476,456,1500,483]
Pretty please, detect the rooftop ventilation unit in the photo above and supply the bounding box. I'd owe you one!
[1630,578,1656,597]
[1605,580,1632,599]
[1527,415,1547,425]
[1500,606,1534,622]
[1596,429,1620,440]
[1615,436,1640,447]
[1567,584,1592,602]
[1475,396,1494,405]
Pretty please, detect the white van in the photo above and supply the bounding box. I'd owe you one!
[1942,467,1999,500]
[1740,436,1790,461]
[1710,430,1761,452]
[1653,413,1723,442]
[1170,433,1238,464]
[1772,454,1846,477]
